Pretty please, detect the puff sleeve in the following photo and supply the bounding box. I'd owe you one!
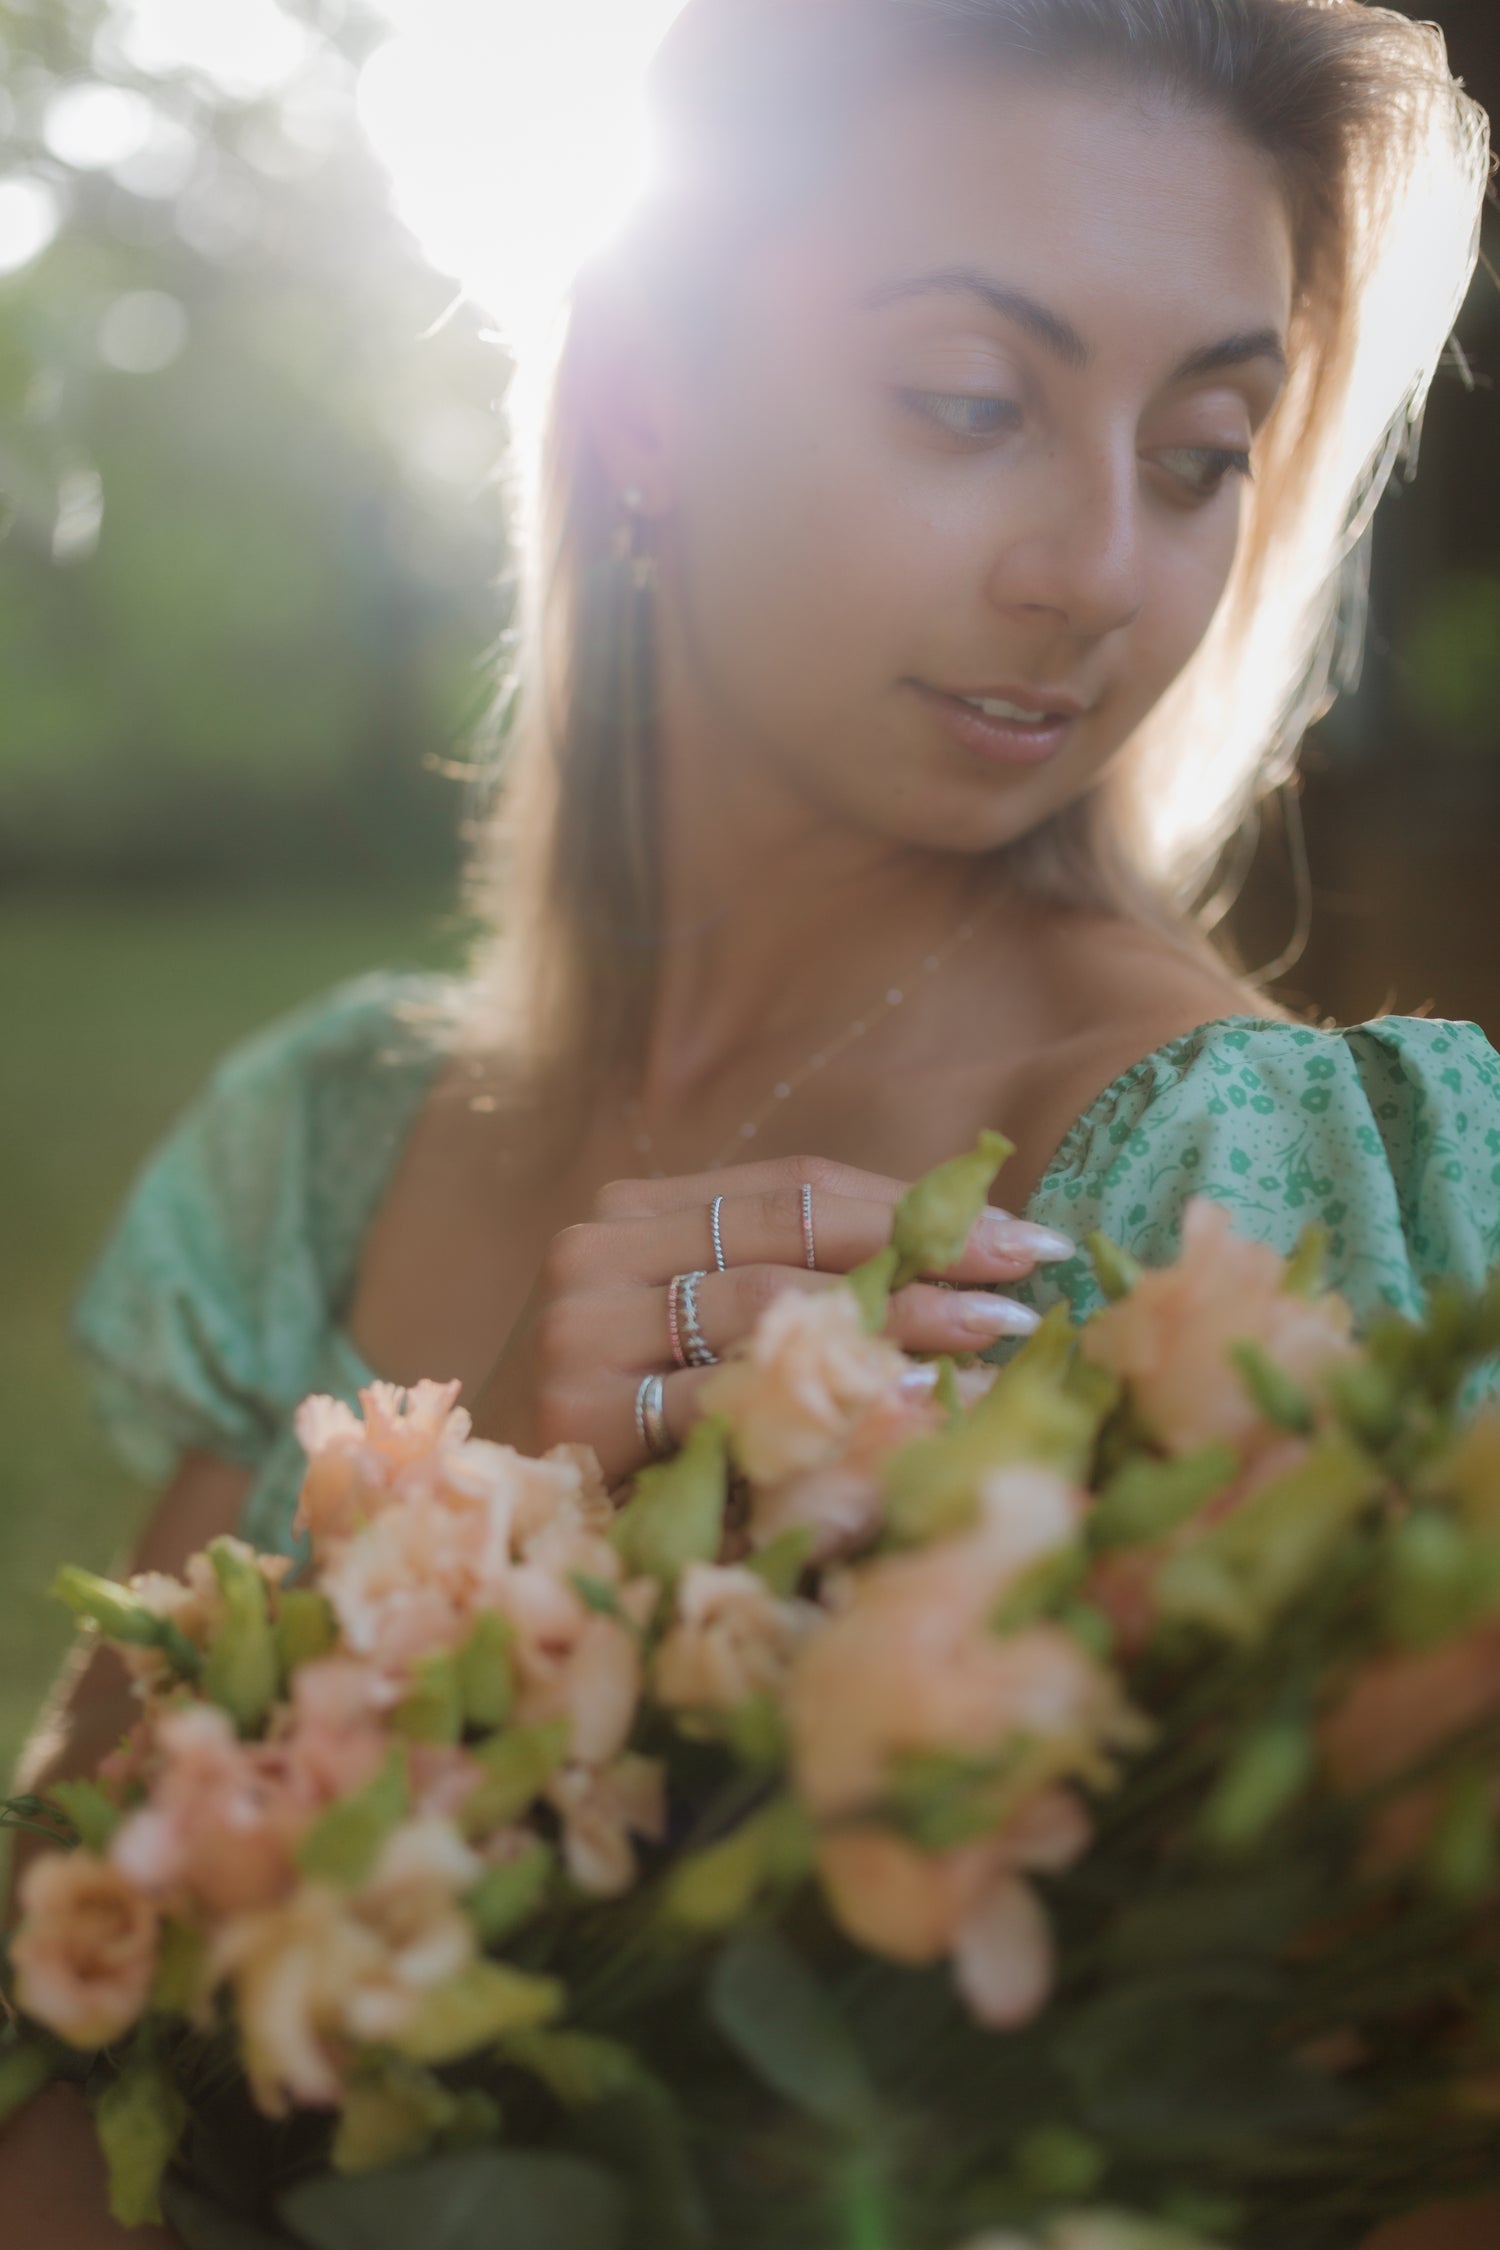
[1016,1014,1500,1347]
[68,971,450,1497]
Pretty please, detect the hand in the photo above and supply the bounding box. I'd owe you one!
[468,1153,1074,1484]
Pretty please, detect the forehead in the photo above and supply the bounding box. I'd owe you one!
[739,59,1295,355]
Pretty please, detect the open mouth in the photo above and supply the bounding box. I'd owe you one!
[910,681,1083,765]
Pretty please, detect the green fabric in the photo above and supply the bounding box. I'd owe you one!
[70,974,1500,1560]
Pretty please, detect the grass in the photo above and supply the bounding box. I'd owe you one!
[0,886,464,1787]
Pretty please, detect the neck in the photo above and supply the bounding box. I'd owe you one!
[630,679,1020,1120]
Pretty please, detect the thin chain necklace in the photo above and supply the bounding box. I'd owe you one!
[621,889,1005,1179]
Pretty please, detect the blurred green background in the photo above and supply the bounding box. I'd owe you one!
[3,0,1499,1783]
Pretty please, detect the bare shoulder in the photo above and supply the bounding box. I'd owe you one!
[994,913,1290,1208]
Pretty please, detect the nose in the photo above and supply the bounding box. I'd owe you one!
[985,435,1146,642]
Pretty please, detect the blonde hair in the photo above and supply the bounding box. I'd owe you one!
[453,0,1490,1097]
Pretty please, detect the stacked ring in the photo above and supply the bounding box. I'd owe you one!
[634,1371,673,1460]
[670,1269,718,1367]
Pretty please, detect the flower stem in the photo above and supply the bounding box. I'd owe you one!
[841,2150,894,2250]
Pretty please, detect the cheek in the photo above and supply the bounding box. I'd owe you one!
[671,367,915,691]
[1133,507,1244,695]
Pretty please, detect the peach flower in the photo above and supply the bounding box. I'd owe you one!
[545,1754,668,1897]
[816,1788,1090,2027]
[787,1467,1121,1819]
[652,1563,809,1714]
[1080,1196,1356,1458]
[748,1387,946,1564]
[12,1848,160,2049]
[701,1286,914,1486]
[209,1821,481,2115]
[111,1702,309,1916]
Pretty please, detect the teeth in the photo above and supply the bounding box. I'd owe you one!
[960,695,1053,722]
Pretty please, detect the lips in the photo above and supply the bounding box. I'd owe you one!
[927,683,1090,720]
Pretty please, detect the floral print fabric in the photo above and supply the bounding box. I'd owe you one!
[71,978,1500,1559]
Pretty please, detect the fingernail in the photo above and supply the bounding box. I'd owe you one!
[974,1210,1077,1264]
[953,1291,1043,1338]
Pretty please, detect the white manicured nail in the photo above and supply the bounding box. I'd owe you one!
[954,1291,1042,1337]
[974,1210,1076,1263]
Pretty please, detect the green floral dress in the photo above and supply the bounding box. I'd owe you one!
[70,972,1500,1559]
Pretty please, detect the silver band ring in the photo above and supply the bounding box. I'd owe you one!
[710,1194,728,1273]
[800,1181,817,1271]
[634,1371,673,1461]
[666,1273,689,1369]
[672,1268,717,1367]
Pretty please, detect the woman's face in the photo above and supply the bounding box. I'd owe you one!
[645,58,1295,854]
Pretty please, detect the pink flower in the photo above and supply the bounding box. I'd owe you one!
[701,1286,913,1486]
[748,1387,946,1564]
[1079,1197,1356,1458]
[496,1570,655,1767]
[816,1789,1089,2028]
[123,1542,290,1693]
[786,1468,1119,1819]
[653,1563,809,1714]
[545,1754,667,1897]
[12,1849,160,2049]
[293,1380,472,1548]
[111,1702,308,1916]
[318,1487,491,1672]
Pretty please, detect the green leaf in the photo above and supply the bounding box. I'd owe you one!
[332,2061,499,2175]
[466,1841,554,1946]
[501,2027,643,2108]
[46,1777,121,1853]
[1152,1432,1383,1642]
[612,1418,729,1583]
[844,1248,898,1336]
[275,1588,338,1679]
[278,2150,627,2250]
[1200,1719,1313,1851]
[890,1130,1015,1289]
[708,1924,875,2131]
[454,1611,516,1731]
[150,1919,210,2015]
[1383,1510,1500,1650]
[50,1566,202,1676]
[388,1958,563,2064]
[392,1654,464,1745]
[200,1539,279,1734]
[745,1525,817,1599]
[95,2049,188,2228]
[660,1800,813,1930]
[0,2037,57,2127]
[1326,1356,1404,1449]
[1229,1341,1315,1437]
[1091,1443,1239,1552]
[1425,1763,1498,1904]
[1013,2123,1105,2199]
[161,2176,296,2250]
[297,1747,408,1885]
[460,1721,570,1838]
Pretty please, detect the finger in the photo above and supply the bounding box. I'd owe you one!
[604,1365,722,1487]
[591,1181,1074,1290]
[676,1265,1043,1363]
[596,1152,907,1221]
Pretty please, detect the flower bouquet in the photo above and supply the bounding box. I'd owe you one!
[7,1134,1500,2250]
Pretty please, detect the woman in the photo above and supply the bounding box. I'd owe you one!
[6,2,1500,2241]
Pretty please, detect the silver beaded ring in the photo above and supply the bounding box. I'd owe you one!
[710,1193,728,1274]
[674,1268,718,1367]
[800,1181,817,1271]
[634,1371,673,1460]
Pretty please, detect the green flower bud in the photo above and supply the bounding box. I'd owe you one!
[1085,1231,1142,1303]
[1230,1341,1314,1437]
[274,1587,337,1679]
[297,1745,409,1885]
[661,1799,813,1930]
[466,1841,553,1946]
[46,1778,120,1854]
[612,1417,729,1583]
[50,1567,201,1677]
[1282,1222,1331,1300]
[845,1248,899,1335]
[746,1526,817,1599]
[460,1720,570,1838]
[1091,1443,1239,1551]
[389,1958,562,2064]
[1200,1718,1313,1850]
[199,1539,278,1734]
[392,1652,464,1744]
[95,2051,187,2229]
[890,1130,1015,1289]
[454,1610,516,1731]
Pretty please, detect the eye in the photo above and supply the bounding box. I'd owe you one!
[897,389,1023,442]
[1154,445,1253,501]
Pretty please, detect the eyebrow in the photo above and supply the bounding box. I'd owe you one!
[858,265,1288,385]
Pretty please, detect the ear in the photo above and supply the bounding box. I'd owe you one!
[578,282,681,518]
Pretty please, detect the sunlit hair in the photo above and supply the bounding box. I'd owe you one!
[452,0,1490,1099]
